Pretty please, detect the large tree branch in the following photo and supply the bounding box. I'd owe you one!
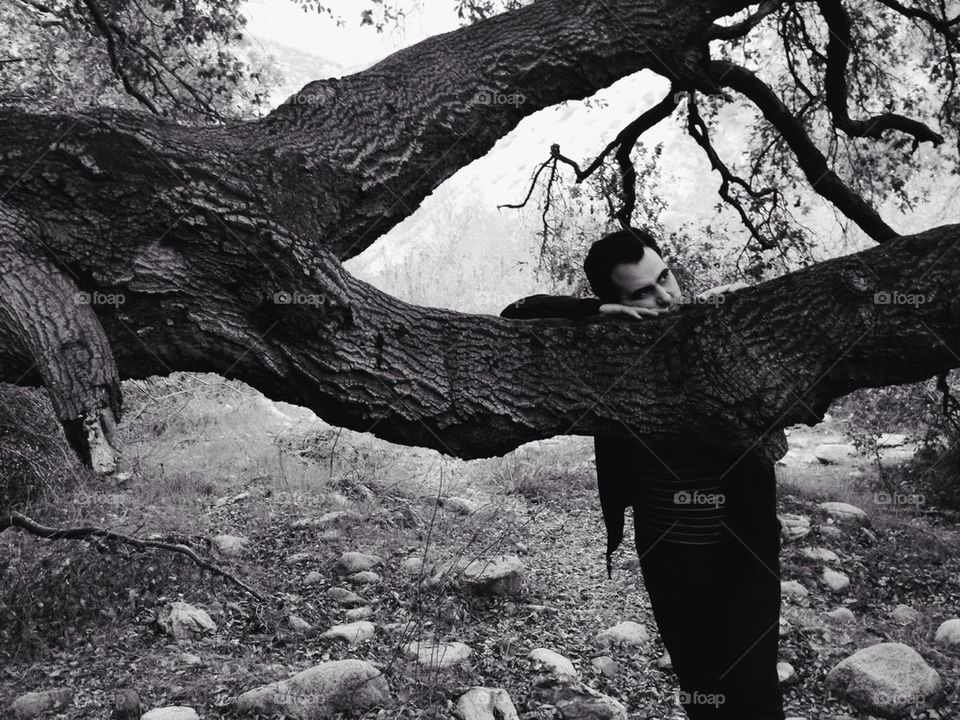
[815,0,945,147]
[708,59,900,243]
[707,0,785,40]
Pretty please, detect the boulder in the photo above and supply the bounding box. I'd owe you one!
[455,687,519,720]
[822,608,856,625]
[320,621,375,645]
[781,580,809,599]
[934,619,960,651]
[404,640,473,668]
[891,605,921,625]
[538,681,627,720]
[826,643,942,717]
[815,444,857,464]
[528,648,577,680]
[9,688,73,719]
[337,551,382,574]
[594,621,650,648]
[212,534,248,557]
[156,601,217,639]
[819,502,869,525]
[233,659,389,719]
[778,514,811,542]
[822,568,850,593]
[591,656,619,678]
[326,587,366,606]
[441,496,481,515]
[800,546,840,563]
[141,709,200,720]
[461,555,524,595]
[777,661,797,685]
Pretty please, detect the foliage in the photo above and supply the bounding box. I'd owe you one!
[0,0,282,122]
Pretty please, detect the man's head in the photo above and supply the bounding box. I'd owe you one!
[584,227,682,309]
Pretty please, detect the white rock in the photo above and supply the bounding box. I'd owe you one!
[656,651,672,670]
[441,496,481,515]
[326,587,366,606]
[321,621,375,644]
[594,621,650,648]
[891,604,921,625]
[401,557,424,574]
[818,525,843,539]
[778,514,811,542]
[781,580,809,599]
[815,443,857,464]
[233,659,389,717]
[179,652,203,667]
[822,607,856,625]
[528,648,577,679]
[345,606,373,622]
[935,619,960,650]
[822,568,850,593]
[877,433,909,448]
[141,709,200,720]
[285,551,317,565]
[404,640,473,667]
[337,551,382,574]
[777,661,797,684]
[539,681,627,720]
[156,601,217,639]
[347,570,380,585]
[303,571,324,586]
[800,546,839,563]
[592,656,619,678]
[460,555,524,595]
[819,502,869,524]
[9,688,73,719]
[288,615,313,633]
[212,534,248,557]
[826,643,943,717]
[455,687,519,720]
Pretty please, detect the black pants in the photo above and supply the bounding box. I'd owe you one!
[636,457,785,720]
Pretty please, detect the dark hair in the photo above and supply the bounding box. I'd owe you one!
[583,227,663,302]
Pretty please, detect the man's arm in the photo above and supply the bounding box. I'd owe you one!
[500,294,674,320]
[500,294,603,319]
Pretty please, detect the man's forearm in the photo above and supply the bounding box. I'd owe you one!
[500,294,603,320]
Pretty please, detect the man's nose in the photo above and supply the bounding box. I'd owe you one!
[655,287,673,306]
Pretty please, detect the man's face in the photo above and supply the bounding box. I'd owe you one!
[609,249,682,310]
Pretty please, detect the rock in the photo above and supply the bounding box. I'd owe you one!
[318,510,363,525]
[337,551,382,574]
[212,534,248,557]
[538,681,628,720]
[326,587,366,606]
[441,496,481,515]
[819,502,869,525]
[461,555,524,595]
[528,648,577,680]
[404,640,473,667]
[800,546,840,563]
[10,688,74,719]
[288,615,313,633]
[594,621,650,648]
[591,656,619,678]
[656,651,672,670]
[156,601,217,639]
[303,571,324,586]
[891,604,921,625]
[819,525,844,540]
[877,433,909,448]
[815,443,857,464]
[878,446,917,467]
[822,568,850,593]
[935,619,960,651]
[345,606,373,621]
[285,551,317,565]
[826,643,942,717]
[781,580,809,599]
[141,709,200,720]
[401,557,424,574]
[112,689,141,720]
[778,513,811,542]
[347,570,380,585]
[822,608,856,625]
[321,621,375,645]
[233,659,389,718]
[777,661,797,684]
[179,652,203,666]
[455,687,519,720]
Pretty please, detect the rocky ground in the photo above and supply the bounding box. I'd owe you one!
[1,376,959,719]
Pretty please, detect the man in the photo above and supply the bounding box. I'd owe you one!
[501,227,786,720]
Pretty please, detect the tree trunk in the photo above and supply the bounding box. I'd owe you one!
[0,0,958,467]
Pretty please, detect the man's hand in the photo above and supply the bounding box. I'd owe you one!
[694,281,750,303]
[599,303,678,319]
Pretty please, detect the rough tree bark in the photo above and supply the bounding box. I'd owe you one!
[0,0,958,468]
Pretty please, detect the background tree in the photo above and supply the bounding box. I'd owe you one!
[1,0,960,482]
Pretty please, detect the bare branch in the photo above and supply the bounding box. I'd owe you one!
[0,511,266,601]
[686,92,779,249]
[873,0,960,40]
[709,59,899,243]
[708,0,785,40]
[816,0,945,147]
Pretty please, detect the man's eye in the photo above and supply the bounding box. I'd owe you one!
[658,271,670,283]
